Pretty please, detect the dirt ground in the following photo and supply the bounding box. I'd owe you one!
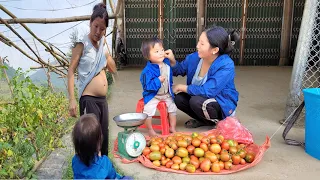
[109,66,320,180]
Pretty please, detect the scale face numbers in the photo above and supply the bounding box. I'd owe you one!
[125,132,146,157]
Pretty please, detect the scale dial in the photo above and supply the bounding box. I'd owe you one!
[125,132,146,157]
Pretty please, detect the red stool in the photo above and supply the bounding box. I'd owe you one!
[136,98,170,135]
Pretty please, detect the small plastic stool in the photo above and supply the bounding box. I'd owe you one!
[136,98,169,135]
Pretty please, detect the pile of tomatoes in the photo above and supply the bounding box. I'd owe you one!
[142,132,256,173]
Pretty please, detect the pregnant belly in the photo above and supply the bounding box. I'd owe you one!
[82,70,108,97]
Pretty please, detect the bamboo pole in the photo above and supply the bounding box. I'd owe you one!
[30,65,65,69]
[279,0,294,66]
[0,5,69,69]
[47,45,69,66]
[239,0,248,65]
[0,33,66,76]
[158,0,164,39]
[0,15,91,24]
[45,59,54,91]
[0,14,116,24]
[0,36,12,46]
[109,0,117,57]
[0,18,44,64]
[45,49,69,65]
[0,57,14,97]
[196,0,206,41]
[109,0,124,56]
[33,39,54,91]
[0,33,41,64]
[109,0,115,11]
[119,0,125,41]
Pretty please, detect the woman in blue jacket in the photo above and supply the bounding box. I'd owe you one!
[164,25,239,128]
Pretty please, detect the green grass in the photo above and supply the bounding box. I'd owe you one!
[62,154,74,179]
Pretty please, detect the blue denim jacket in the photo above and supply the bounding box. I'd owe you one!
[172,52,239,118]
[140,58,174,104]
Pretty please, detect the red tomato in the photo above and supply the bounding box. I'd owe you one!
[143,147,151,156]
[201,137,210,145]
[165,160,173,168]
[209,144,221,154]
[238,149,247,158]
[224,161,232,170]
[210,138,218,144]
[240,158,246,165]
[172,156,182,164]
[220,153,231,162]
[191,138,201,147]
[190,158,200,169]
[218,161,224,170]
[221,141,230,150]
[245,152,255,163]
[205,151,218,163]
[211,161,221,173]
[187,145,195,155]
[200,158,211,172]
[207,133,216,140]
[200,143,208,152]
[217,135,225,144]
[232,155,241,165]
[229,146,238,155]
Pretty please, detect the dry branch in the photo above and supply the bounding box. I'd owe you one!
[0,57,14,97]
[0,33,66,76]
[30,65,65,69]
[0,18,44,64]
[0,14,116,24]
[0,5,72,69]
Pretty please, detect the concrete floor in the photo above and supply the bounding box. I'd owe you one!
[109,66,320,180]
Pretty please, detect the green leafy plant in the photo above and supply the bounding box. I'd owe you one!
[0,68,73,178]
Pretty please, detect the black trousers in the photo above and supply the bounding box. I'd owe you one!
[174,92,223,125]
[79,95,109,156]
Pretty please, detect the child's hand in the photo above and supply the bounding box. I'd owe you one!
[158,76,166,82]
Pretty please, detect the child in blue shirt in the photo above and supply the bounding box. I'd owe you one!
[72,114,133,179]
[140,38,177,137]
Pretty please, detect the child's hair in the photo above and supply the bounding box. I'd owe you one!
[141,37,163,59]
[91,3,109,27]
[204,25,240,54]
[72,114,102,166]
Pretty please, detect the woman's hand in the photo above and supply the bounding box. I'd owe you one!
[69,99,77,117]
[164,49,176,66]
[173,84,188,93]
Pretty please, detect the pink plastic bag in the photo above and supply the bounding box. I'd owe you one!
[216,116,254,144]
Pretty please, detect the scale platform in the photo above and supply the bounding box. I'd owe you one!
[113,113,148,160]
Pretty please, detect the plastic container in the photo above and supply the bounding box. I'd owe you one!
[303,88,320,160]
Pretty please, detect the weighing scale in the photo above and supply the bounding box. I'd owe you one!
[113,113,147,160]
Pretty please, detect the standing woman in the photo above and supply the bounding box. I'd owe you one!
[68,3,117,156]
[165,25,239,128]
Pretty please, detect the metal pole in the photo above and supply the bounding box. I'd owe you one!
[279,0,294,66]
[283,0,317,121]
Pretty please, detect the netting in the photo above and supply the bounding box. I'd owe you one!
[284,0,320,126]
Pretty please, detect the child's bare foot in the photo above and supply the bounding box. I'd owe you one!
[170,127,176,133]
[148,129,158,137]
